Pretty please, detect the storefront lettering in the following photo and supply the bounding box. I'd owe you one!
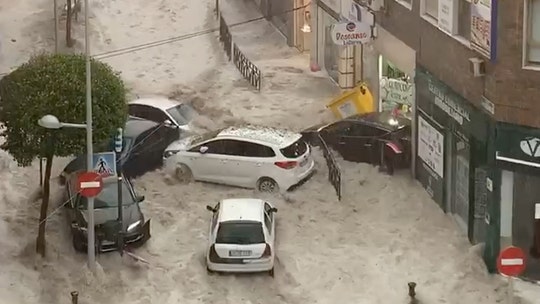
[335,31,368,40]
[428,81,470,125]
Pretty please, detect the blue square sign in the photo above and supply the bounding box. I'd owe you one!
[92,152,117,177]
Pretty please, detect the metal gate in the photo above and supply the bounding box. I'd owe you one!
[232,44,261,91]
[318,134,342,200]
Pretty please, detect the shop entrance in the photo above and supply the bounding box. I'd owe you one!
[451,134,470,233]
[378,55,413,118]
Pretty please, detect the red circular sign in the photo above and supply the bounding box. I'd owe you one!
[77,171,103,198]
[497,246,526,277]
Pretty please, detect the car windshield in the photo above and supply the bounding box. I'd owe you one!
[79,182,136,209]
[189,128,224,146]
[280,139,308,158]
[166,103,197,125]
[216,221,265,244]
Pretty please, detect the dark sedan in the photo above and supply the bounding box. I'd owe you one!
[302,111,411,172]
[63,171,151,253]
[61,116,179,181]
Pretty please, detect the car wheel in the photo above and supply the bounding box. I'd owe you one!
[268,267,274,277]
[72,233,85,253]
[175,164,193,183]
[257,177,279,193]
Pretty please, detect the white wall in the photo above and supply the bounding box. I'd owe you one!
[500,170,514,238]
[372,26,416,76]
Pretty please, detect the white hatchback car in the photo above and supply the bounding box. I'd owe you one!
[163,125,315,193]
[205,198,277,276]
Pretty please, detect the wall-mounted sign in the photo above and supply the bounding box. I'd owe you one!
[354,0,385,11]
[379,77,413,112]
[481,96,495,115]
[471,0,498,61]
[495,122,540,168]
[418,115,445,178]
[438,0,458,35]
[331,21,373,45]
[342,1,375,25]
[428,80,471,126]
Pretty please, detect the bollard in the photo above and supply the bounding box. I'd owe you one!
[71,291,79,304]
[408,282,416,299]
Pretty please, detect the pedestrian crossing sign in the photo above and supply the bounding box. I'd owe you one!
[92,152,117,177]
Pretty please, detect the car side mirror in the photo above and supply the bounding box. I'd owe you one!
[206,205,215,212]
[270,207,278,213]
[199,146,209,154]
[137,195,145,203]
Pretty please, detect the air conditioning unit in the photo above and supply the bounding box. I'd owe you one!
[468,57,485,77]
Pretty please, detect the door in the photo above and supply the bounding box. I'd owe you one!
[225,141,276,187]
[187,139,228,182]
[264,202,275,246]
[452,134,470,232]
[339,123,379,163]
[320,121,353,153]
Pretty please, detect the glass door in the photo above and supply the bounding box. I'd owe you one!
[452,134,470,233]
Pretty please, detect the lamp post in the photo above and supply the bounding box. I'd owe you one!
[37,114,95,269]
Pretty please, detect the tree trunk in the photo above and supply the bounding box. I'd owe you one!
[36,155,53,257]
[66,0,73,47]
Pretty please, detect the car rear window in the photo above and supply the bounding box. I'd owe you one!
[280,139,308,158]
[216,221,265,244]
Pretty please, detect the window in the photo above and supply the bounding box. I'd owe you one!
[240,142,276,158]
[422,0,438,20]
[189,139,226,154]
[166,103,197,125]
[323,121,354,136]
[457,0,471,40]
[525,0,540,65]
[396,0,413,9]
[215,221,266,244]
[211,202,220,230]
[280,139,308,158]
[78,182,136,209]
[264,213,272,231]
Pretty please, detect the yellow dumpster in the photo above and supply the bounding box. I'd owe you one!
[326,83,374,119]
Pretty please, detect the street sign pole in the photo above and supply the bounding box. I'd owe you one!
[507,275,514,304]
[115,128,124,255]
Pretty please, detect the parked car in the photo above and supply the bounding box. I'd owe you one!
[63,172,150,253]
[302,111,411,171]
[61,116,179,181]
[205,198,277,276]
[128,97,198,137]
[163,125,315,193]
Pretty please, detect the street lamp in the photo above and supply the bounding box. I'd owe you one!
[37,114,96,270]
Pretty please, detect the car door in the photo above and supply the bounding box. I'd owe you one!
[186,139,228,182]
[124,129,157,175]
[320,121,353,153]
[364,125,392,165]
[338,122,374,163]
[263,202,276,248]
[223,140,276,187]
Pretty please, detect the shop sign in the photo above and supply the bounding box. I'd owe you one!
[470,0,498,60]
[380,77,413,111]
[331,21,373,45]
[428,81,471,125]
[438,0,458,35]
[495,123,540,168]
[342,1,375,25]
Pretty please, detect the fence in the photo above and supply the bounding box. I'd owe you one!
[217,11,262,91]
[318,134,342,200]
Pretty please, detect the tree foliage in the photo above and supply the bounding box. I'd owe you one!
[0,53,128,166]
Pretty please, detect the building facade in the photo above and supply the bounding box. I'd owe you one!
[371,0,540,280]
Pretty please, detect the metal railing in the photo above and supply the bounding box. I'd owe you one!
[318,134,342,200]
[216,6,262,91]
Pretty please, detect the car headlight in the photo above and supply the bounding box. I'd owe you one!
[163,150,180,159]
[127,220,142,232]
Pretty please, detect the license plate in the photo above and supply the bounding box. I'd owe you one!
[300,158,308,167]
[229,250,251,257]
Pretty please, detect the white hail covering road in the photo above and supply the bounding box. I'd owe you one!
[1,0,539,303]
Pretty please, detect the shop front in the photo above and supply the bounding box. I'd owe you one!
[494,122,540,280]
[315,0,341,84]
[415,66,491,242]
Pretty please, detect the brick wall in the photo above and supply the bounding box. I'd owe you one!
[373,0,540,128]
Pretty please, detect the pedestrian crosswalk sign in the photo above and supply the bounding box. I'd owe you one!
[92,152,117,177]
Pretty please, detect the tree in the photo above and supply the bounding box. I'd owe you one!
[0,53,128,256]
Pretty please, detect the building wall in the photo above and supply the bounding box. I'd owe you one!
[374,0,540,128]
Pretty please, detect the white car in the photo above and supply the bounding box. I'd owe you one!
[128,96,198,133]
[205,198,277,276]
[163,125,315,193]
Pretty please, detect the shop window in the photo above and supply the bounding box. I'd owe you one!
[324,24,339,83]
[421,0,439,21]
[457,0,472,41]
[524,0,540,67]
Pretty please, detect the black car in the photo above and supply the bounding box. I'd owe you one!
[302,111,412,171]
[61,116,179,180]
[63,171,151,253]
